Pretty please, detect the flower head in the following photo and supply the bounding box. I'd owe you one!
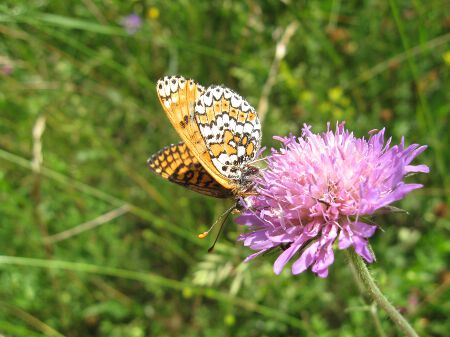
[120,14,142,35]
[148,7,160,20]
[0,63,13,75]
[237,123,429,277]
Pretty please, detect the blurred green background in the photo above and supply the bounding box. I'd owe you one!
[0,1,449,336]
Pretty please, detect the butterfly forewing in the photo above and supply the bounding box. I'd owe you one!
[194,86,262,182]
[156,75,203,133]
[147,142,233,198]
[156,76,231,189]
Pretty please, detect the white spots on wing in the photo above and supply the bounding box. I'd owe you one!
[195,103,205,114]
[199,123,211,138]
[170,80,178,93]
[241,101,251,112]
[157,83,165,97]
[236,123,243,134]
[203,91,213,107]
[228,142,236,150]
[211,125,222,142]
[218,153,229,163]
[212,158,223,171]
[157,76,194,99]
[221,112,229,125]
[223,88,232,99]
[228,154,238,163]
[215,114,223,125]
[230,94,242,108]
[163,79,171,97]
[164,99,171,109]
[217,153,239,178]
[244,122,253,134]
[237,146,246,157]
[212,86,223,100]
[228,118,236,130]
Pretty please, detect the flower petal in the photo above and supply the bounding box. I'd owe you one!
[273,240,302,275]
[291,241,320,275]
[353,237,375,263]
[351,222,377,238]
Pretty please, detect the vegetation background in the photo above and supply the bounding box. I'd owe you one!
[0,1,448,336]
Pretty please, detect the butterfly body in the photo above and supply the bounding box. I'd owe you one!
[148,75,261,198]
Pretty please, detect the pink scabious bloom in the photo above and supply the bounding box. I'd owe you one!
[237,123,429,277]
[1,64,13,75]
[120,14,142,35]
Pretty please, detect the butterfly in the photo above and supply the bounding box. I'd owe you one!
[147,75,262,200]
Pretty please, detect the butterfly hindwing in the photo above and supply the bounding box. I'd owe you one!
[147,142,233,198]
[194,85,262,181]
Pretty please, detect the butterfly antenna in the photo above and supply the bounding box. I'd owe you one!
[198,204,235,239]
[197,205,235,252]
[249,156,268,165]
[207,207,234,253]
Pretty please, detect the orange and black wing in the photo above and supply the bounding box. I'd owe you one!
[147,142,233,198]
[194,85,261,186]
[156,75,230,189]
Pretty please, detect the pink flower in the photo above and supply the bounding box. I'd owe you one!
[237,123,429,277]
[120,14,142,35]
[1,64,13,75]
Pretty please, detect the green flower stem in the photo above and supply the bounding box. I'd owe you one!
[346,249,419,337]
[347,255,386,337]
